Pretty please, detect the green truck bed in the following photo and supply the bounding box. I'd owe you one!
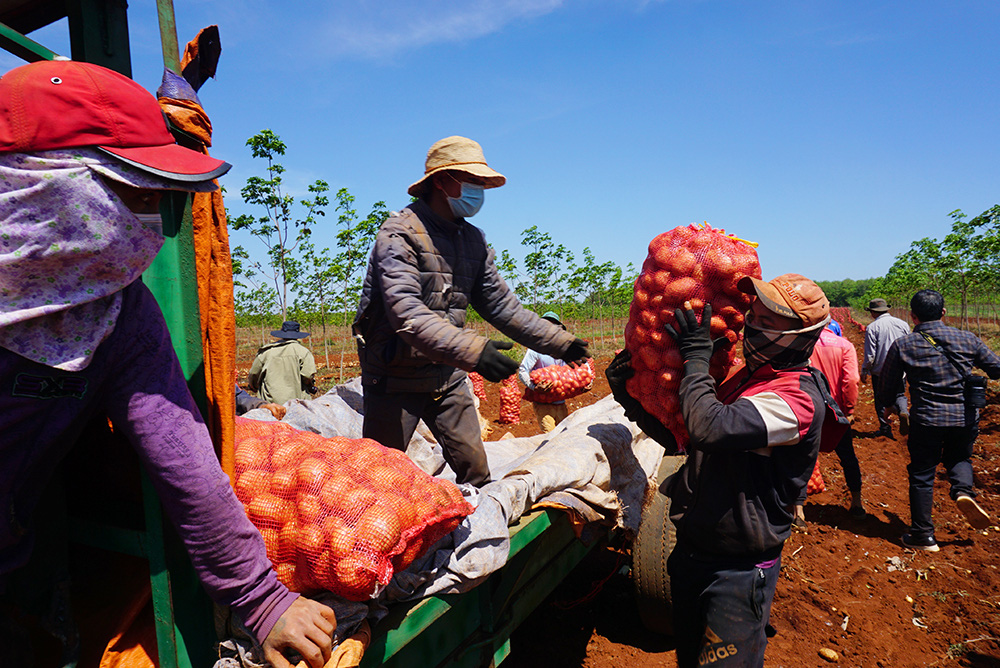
[362,508,600,668]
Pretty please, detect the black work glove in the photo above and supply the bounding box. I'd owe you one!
[605,348,679,453]
[663,302,715,371]
[474,340,519,382]
[606,348,640,412]
[562,337,591,366]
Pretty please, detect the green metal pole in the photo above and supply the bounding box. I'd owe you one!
[0,21,59,61]
[155,0,180,73]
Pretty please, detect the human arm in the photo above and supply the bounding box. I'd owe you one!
[105,285,322,648]
[263,597,337,668]
[974,338,1000,380]
[248,354,264,392]
[466,231,578,359]
[877,340,906,401]
[235,383,266,415]
[666,303,810,453]
[840,340,860,417]
[518,349,542,389]
[604,349,678,452]
[861,328,876,379]
[301,350,318,395]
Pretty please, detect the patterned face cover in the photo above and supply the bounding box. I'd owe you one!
[743,319,826,372]
[0,149,168,370]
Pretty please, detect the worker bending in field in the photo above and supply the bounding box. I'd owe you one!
[607,274,834,667]
[353,136,590,486]
[0,60,334,668]
[248,320,318,405]
[518,311,577,433]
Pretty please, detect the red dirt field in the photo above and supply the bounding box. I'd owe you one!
[240,322,1000,667]
[485,325,1000,668]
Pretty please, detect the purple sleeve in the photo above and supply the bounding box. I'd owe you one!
[104,284,298,643]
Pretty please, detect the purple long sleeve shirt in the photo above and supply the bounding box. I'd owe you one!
[0,280,297,642]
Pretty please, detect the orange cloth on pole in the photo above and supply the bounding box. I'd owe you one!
[156,33,237,482]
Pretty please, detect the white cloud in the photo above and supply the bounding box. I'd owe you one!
[310,0,567,60]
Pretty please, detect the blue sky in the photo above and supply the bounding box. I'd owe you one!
[6,1,1000,283]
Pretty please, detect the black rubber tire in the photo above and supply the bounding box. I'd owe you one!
[632,453,686,635]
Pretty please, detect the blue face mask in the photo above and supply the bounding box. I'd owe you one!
[447,182,485,218]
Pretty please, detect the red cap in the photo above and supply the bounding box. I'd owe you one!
[0,59,230,183]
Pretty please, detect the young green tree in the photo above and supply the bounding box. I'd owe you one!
[521,225,563,311]
[230,129,329,320]
[330,189,387,381]
[294,239,340,369]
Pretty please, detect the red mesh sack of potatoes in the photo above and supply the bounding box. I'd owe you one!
[233,417,474,600]
[523,361,595,403]
[624,223,761,449]
[806,460,826,495]
[498,375,521,424]
[468,371,487,404]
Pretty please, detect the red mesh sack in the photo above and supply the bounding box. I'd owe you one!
[806,460,826,495]
[523,361,595,403]
[624,223,761,449]
[233,417,474,600]
[468,371,487,404]
[498,375,521,424]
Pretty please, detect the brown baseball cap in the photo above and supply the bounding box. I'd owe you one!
[737,273,830,329]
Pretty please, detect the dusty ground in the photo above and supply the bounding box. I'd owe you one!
[240,323,1000,668]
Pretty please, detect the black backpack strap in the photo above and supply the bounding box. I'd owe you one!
[807,366,850,426]
[918,330,970,380]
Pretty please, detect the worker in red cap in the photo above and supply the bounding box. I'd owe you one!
[607,273,837,668]
[0,60,335,667]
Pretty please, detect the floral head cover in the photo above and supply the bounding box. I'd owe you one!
[0,148,212,370]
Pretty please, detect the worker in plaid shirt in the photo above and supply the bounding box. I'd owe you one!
[880,289,1000,552]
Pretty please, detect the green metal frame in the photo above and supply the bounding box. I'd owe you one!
[361,509,600,668]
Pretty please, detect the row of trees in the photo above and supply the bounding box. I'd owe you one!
[230,131,1000,363]
[861,206,1000,331]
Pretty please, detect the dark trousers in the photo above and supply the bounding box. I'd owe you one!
[362,379,490,486]
[871,373,907,430]
[796,429,862,505]
[668,545,781,668]
[906,423,978,539]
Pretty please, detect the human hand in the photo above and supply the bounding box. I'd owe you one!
[262,597,337,668]
[534,379,554,392]
[562,337,591,367]
[663,302,715,366]
[605,348,638,410]
[264,403,287,420]
[474,340,519,382]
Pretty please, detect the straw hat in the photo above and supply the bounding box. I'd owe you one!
[407,136,506,196]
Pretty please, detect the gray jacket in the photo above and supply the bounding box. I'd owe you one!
[353,200,575,393]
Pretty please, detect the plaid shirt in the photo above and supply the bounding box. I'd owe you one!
[879,320,1000,427]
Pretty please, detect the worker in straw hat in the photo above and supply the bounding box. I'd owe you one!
[353,136,591,485]
[607,273,843,667]
[0,60,335,667]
